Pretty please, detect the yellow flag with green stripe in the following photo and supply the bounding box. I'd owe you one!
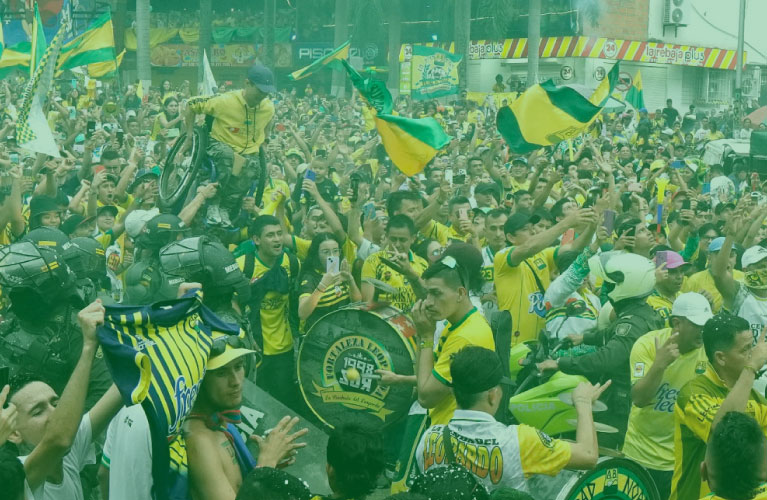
[497,62,620,153]
[341,60,450,176]
[288,40,350,81]
[57,11,115,71]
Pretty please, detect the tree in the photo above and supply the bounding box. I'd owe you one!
[331,0,349,97]
[198,0,212,91]
[386,0,402,95]
[454,0,471,91]
[527,0,540,87]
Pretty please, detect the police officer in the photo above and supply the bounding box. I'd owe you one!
[537,252,663,448]
[159,235,258,377]
[63,237,112,304]
[0,241,111,409]
[123,213,187,305]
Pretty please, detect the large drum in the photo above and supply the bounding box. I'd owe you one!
[297,303,417,429]
[553,458,661,500]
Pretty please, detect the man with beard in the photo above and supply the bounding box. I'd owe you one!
[186,331,308,500]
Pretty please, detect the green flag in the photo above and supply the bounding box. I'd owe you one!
[288,40,350,81]
[341,60,450,176]
[30,2,47,76]
[626,70,645,110]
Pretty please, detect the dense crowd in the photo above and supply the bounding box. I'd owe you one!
[0,60,766,500]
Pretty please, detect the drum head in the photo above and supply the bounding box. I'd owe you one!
[557,458,661,500]
[298,305,416,429]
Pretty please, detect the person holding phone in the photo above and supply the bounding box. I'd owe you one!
[297,233,361,333]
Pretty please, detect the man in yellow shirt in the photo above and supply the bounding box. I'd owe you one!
[646,250,688,326]
[671,315,767,500]
[236,214,300,410]
[682,237,744,313]
[623,292,713,500]
[495,209,592,344]
[700,412,767,500]
[186,63,276,227]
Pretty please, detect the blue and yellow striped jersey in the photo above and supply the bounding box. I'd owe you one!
[98,291,240,500]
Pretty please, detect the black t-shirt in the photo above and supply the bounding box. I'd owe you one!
[298,269,351,333]
[662,107,679,127]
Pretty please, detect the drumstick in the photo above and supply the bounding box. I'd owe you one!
[345,368,381,381]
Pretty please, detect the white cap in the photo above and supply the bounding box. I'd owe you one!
[125,208,160,238]
[742,246,767,269]
[671,292,713,326]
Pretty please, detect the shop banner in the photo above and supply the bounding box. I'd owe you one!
[150,43,258,67]
[410,45,461,101]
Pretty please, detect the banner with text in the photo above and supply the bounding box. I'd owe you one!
[410,45,462,101]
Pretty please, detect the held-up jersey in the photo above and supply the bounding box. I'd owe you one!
[97,291,240,500]
[416,410,571,494]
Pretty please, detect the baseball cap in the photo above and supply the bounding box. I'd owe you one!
[742,245,767,269]
[664,251,688,270]
[124,208,160,238]
[247,64,276,93]
[285,148,305,160]
[671,292,713,326]
[503,212,532,235]
[97,205,119,217]
[708,237,726,253]
[29,196,60,218]
[511,157,528,166]
[128,166,161,193]
[207,331,257,371]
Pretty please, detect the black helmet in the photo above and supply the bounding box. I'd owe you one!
[22,227,71,254]
[62,237,107,281]
[135,213,186,250]
[159,236,249,300]
[0,242,80,314]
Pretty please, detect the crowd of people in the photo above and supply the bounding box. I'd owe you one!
[0,57,766,500]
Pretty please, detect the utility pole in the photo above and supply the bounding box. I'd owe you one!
[331,0,349,97]
[454,0,471,91]
[527,0,541,88]
[735,0,746,110]
[386,0,401,96]
[264,0,275,67]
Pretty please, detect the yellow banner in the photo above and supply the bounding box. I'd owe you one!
[312,382,394,422]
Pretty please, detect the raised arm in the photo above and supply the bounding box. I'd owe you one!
[508,208,592,267]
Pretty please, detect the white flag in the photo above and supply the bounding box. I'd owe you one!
[17,28,64,158]
[199,50,217,96]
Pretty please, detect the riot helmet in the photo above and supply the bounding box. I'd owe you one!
[0,241,80,318]
[134,213,187,251]
[63,237,107,283]
[22,227,71,254]
[159,236,250,302]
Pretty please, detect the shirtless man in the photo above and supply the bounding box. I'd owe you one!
[186,331,309,499]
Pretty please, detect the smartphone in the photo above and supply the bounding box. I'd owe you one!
[702,182,711,195]
[603,151,611,161]
[305,170,316,182]
[454,168,467,185]
[116,130,125,146]
[275,123,286,132]
[9,153,19,165]
[561,228,575,246]
[603,209,616,234]
[350,175,360,203]
[682,199,691,210]
[458,208,469,221]
[326,256,339,274]
[670,160,685,169]
[655,250,668,268]
[68,106,76,120]
[86,120,96,138]
[362,202,376,221]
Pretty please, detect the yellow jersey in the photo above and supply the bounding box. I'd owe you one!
[290,235,357,264]
[494,246,557,344]
[682,269,745,313]
[622,328,708,471]
[510,178,530,193]
[187,90,274,155]
[646,290,678,327]
[361,250,427,312]
[671,365,767,500]
[421,219,471,247]
[236,252,295,355]
[430,308,495,425]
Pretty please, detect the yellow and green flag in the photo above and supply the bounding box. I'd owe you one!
[288,39,349,81]
[30,2,47,77]
[342,60,450,176]
[88,49,125,78]
[57,11,116,71]
[496,62,620,153]
[626,69,645,110]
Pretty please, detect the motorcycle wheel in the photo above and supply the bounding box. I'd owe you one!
[159,128,207,210]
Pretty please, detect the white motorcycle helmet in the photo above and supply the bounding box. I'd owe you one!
[588,251,656,303]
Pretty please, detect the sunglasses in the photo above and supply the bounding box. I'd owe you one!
[440,255,469,289]
[210,335,256,360]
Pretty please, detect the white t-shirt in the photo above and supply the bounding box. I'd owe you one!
[102,405,153,500]
[21,415,95,500]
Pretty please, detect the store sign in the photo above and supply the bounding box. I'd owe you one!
[417,37,744,70]
[294,42,378,64]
